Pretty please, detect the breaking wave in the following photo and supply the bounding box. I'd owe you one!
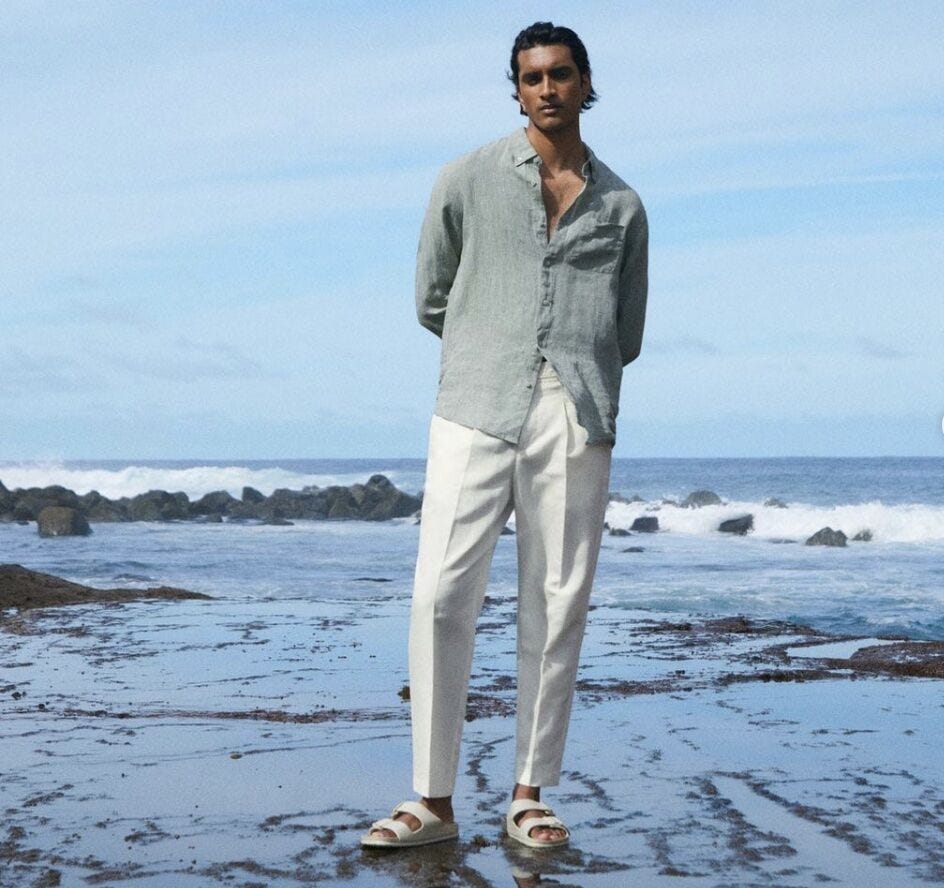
[0,461,419,500]
[605,499,944,544]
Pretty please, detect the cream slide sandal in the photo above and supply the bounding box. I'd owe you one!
[506,798,571,849]
[361,800,459,848]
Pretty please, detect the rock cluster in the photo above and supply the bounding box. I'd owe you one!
[0,475,421,526]
[0,564,210,611]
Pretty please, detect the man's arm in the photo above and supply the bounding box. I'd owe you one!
[415,166,463,338]
[616,203,649,366]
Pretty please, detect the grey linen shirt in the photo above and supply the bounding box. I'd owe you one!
[416,127,648,446]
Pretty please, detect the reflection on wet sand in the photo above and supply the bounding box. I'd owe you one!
[2,576,943,886]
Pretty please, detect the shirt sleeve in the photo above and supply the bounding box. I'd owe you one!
[616,201,649,366]
[415,165,463,338]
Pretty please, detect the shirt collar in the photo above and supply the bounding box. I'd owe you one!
[509,126,597,184]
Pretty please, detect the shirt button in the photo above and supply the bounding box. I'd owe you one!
[542,299,551,306]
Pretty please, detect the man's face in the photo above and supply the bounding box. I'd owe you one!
[515,43,590,133]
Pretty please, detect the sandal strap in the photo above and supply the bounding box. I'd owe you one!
[523,815,568,835]
[508,798,554,820]
[369,817,413,840]
[392,800,442,827]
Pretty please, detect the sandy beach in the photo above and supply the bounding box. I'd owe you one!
[2,568,942,887]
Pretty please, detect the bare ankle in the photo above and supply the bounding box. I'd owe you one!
[512,782,540,801]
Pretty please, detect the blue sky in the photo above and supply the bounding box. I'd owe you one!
[2,1,941,458]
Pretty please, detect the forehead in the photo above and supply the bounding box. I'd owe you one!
[516,43,576,76]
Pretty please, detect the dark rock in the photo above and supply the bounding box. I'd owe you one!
[681,489,722,508]
[0,480,14,517]
[190,490,239,516]
[350,474,422,521]
[259,488,325,520]
[805,527,847,547]
[193,513,223,523]
[128,490,190,521]
[323,486,360,519]
[11,485,81,520]
[224,501,262,520]
[242,486,265,504]
[78,491,130,522]
[0,563,211,611]
[37,507,92,537]
[500,525,515,535]
[719,514,753,535]
[622,546,645,553]
[262,516,294,526]
[849,640,944,679]
[609,527,631,537]
[852,529,873,542]
[12,502,34,522]
[631,516,659,533]
[764,497,788,508]
[609,492,645,504]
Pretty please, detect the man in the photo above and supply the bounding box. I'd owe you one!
[362,21,648,849]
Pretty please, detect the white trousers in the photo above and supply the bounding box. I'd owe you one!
[409,362,612,797]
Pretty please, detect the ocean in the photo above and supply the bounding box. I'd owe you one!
[2,457,943,640]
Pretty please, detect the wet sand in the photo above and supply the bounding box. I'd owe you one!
[1,583,942,886]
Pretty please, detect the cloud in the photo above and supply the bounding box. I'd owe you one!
[101,337,274,382]
[855,337,911,360]
[0,347,103,396]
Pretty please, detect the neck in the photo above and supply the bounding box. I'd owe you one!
[525,122,585,174]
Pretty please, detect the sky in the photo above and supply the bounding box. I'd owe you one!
[2,0,942,459]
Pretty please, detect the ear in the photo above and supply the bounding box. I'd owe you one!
[581,72,591,100]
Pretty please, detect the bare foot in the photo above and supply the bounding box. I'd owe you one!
[512,783,567,844]
[367,796,454,840]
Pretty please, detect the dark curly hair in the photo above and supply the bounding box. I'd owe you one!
[508,21,598,115]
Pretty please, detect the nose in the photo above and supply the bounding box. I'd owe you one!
[539,75,556,98]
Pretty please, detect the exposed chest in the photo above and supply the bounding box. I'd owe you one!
[540,169,585,239]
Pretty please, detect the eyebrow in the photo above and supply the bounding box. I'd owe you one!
[521,65,575,79]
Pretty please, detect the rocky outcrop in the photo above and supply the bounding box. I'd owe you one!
[0,480,13,518]
[127,490,190,521]
[609,492,645,504]
[681,489,722,508]
[631,516,659,533]
[78,491,130,522]
[350,474,422,521]
[764,497,788,509]
[6,485,81,520]
[805,527,847,547]
[719,515,753,535]
[0,564,210,611]
[0,474,421,526]
[852,529,873,542]
[190,490,240,518]
[37,506,92,537]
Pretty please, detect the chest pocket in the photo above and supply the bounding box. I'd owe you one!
[564,222,624,274]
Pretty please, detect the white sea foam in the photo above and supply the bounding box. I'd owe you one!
[605,498,944,543]
[0,461,411,500]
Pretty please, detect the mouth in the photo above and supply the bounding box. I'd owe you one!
[539,104,561,113]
